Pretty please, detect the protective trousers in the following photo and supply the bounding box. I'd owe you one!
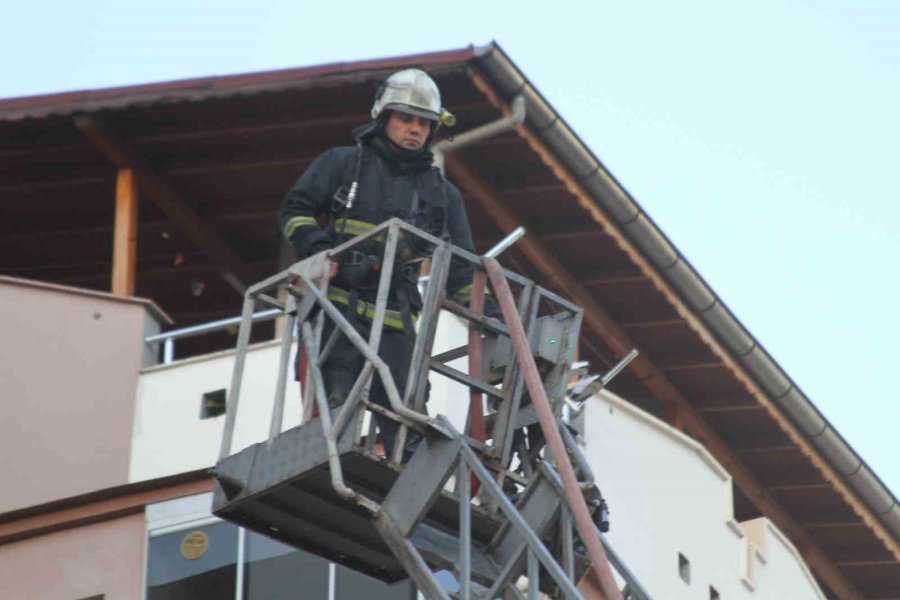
[299,308,423,460]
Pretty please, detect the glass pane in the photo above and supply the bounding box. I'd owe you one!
[434,570,459,594]
[335,564,415,600]
[243,531,330,600]
[147,521,238,600]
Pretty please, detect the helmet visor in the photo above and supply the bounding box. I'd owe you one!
[384,102,440,122]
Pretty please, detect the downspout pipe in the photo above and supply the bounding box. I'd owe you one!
[433,95,526,172]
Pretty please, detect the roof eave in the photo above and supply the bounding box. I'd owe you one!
[470,41,900,542]
[0,46,478,122]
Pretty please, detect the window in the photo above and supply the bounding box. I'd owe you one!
[147,521,238,599]
[334,564,416,600]
[201,389,227,419]
[243,531,329,600]
[146,494,416,600]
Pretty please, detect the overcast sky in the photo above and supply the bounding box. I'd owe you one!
[5,0,898,495]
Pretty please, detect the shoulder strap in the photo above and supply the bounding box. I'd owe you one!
[328,144,366,236]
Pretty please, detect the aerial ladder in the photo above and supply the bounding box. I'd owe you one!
[212,219,652,599]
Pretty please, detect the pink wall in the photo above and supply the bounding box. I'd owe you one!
[0,277,168,514]
[0,513,145,600]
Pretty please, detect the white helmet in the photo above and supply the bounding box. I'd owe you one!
[371,69,455,126]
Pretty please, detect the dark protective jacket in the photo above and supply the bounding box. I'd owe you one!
[279,128,486,325]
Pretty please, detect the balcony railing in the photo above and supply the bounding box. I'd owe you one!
[144,228,525,365]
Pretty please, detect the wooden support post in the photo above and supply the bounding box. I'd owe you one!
[74,115,260,294]
[111,168,138,296]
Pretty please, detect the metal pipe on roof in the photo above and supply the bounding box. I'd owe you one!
[432,94,526,172]
[418,226,526,286]
[472,42,900,543]
[485,226,526,258]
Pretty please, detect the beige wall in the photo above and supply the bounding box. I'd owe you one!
[0,277,167,514]
[0,512,145,600]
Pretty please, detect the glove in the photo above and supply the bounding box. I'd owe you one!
[483,294,503,321]
[307,239,334,258]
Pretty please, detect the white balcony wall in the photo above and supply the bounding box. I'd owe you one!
[422,311,473,434]
[130,312,473,483]
[582,390,825,599]
[131,340,303,483]
[740,517,827,596]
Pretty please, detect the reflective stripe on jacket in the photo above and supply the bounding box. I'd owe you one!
[326,286,412,330]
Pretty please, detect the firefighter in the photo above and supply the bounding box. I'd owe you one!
[279,68,494,459]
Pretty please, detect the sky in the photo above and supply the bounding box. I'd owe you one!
[4,1,898,495]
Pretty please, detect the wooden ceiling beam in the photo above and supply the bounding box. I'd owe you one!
[769,483,832,492]
[163,155,313,177]
[0,225,112,244]
[735,444,799,455]
[463,73,880,598]
[2,251,210,280]
[581,274,649,286]
[538,229,604,243]
[130,114,364,144]
[0,175,108,194]
[660,361,725,372]
[804,522,868,530]
[4,252,271,277]
[619,318,686,330]
[696,405,765,414]
[0,143,86,160]
[496,182,568,197]
[0,211,277,245]
[836,559,899,567]
[28,258,278,287]
[73,115,261,294]
[126,99,491,145]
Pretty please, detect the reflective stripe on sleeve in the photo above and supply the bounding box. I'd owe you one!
[332,218,386,241]
[451,283,492,306]
[283,215,318,239]
[451,283,474,305]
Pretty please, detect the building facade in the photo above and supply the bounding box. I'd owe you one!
[1,45,897,598]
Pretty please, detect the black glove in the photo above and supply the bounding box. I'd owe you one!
[307,239,333,258]
[483,294,503,321]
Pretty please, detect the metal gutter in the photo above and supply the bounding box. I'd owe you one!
[471,42,900,541]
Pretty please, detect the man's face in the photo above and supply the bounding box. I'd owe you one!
[384,111,433,150]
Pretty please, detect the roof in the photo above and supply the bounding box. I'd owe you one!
[1,43,896,598]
